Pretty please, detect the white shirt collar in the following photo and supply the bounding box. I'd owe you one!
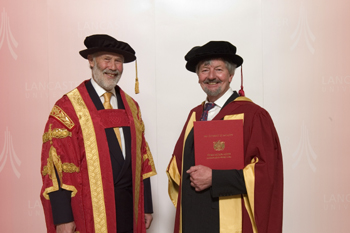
[90,77,116,97]
[205,88,234,108]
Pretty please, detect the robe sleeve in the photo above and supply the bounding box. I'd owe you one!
[49,179,74,224]
[211,169,247,197]
[138,106,156,213]
[143,178,153,213]
[40,103,82,229]
[242,108,283,233]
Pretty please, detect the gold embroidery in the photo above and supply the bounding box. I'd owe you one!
[50,105,75,129]
[43,124,72,144]
[142,142,157,179]
[125,93,157,224]
[42,163,80,175]
[62,163,80,173]
[67,88,108,232]
[42,146,62,199]
[43,184,78,200]
[41,145,79,200]
[44,146,63,181]
[124,93,143,224]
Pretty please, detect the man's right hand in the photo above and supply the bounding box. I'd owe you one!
[56,221,76,233]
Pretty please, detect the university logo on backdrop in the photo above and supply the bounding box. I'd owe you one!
[0,128,21,178]
[0,8,18,60]
[292,122,317,172]
[290,4,315,54]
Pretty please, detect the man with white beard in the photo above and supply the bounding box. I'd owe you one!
[40,34,156,233]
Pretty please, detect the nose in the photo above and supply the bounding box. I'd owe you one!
[109,61,117,71]
[208,69,215,80]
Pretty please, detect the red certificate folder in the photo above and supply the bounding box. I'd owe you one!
[193,120,244,170]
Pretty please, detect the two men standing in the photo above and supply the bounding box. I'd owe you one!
[40,35,283,233]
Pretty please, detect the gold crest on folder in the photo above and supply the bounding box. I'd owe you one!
[213,140,225,151]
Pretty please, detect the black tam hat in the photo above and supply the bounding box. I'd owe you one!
[185,41,243,72]
[79,34,136,63]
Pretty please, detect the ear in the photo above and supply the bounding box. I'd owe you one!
[88,55,94,68]
[228,72,234,83]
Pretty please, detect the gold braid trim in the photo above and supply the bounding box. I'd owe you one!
[41,145,78,200]
[142,142,157,179]
[50,105,75,129]
[43,124,72,144]
[124,93,143,225]
[67,88,108,232]
[62,163,80,173]
[42,163,80,175]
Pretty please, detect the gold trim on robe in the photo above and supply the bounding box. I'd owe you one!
[42,145,78,200]
[124,93,143,225]
[217,113,245,233]
[142,142,157,179]
[67,89,108,233]
[235,96,252,102]
[50,105,75,129]
[42,124,72,144]
[167,156,181,207]
[243,158,258,233]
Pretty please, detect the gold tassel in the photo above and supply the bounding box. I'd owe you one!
[135,59,140,94]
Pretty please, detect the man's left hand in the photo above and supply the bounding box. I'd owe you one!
[186,165,212,191]
[145,213,153,229]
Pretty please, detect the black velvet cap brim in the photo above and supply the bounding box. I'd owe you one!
[79,48,136,63]
[185,54,243,72]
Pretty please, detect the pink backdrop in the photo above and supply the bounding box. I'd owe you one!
[1,0,349,232]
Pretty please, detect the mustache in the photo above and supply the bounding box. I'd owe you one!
[203,79,222,84]
[103,69,120,75]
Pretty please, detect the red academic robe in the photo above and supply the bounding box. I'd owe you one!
[40,81,156,233]
[167,96,283,233]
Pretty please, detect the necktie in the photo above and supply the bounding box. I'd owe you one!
[103,92,123,151]
[200,103,215,121]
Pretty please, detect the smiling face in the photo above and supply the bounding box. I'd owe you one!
[88,52,124,91]
[197,58,234,102]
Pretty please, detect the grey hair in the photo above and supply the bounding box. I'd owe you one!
[196,58,237,75]
[88,52,125,69]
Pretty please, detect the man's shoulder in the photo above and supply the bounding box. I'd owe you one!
[46,83,84,129]
[188,103,203,114]
[228,97,270,115]
[191,101,204,111]
[46,95,77,130]
[118,86,141,108]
